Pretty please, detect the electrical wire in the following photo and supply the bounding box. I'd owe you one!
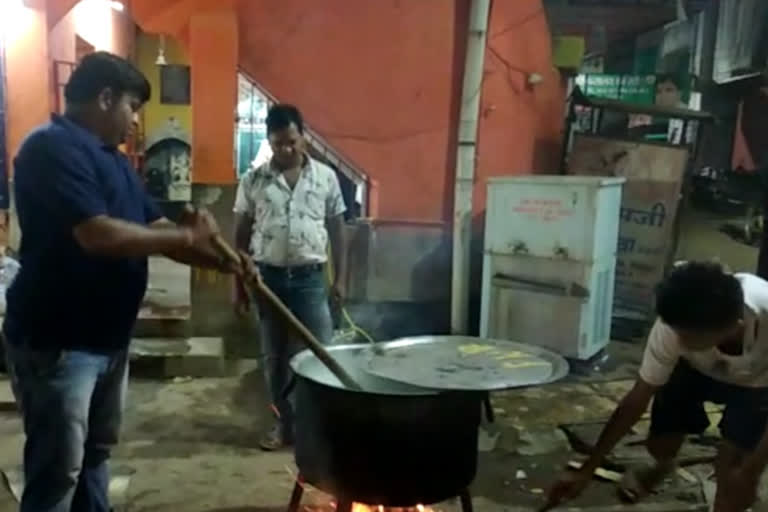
[326,245,377,345]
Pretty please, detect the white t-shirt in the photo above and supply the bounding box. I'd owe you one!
[639,273,768,388]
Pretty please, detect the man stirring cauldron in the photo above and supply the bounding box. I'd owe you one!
[547,262,768,512]
[3,52,238,512]
[233,104,347,451]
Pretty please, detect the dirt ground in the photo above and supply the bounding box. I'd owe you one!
[0,341,761,511]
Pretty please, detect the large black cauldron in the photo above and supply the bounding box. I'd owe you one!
[290,344,483,508]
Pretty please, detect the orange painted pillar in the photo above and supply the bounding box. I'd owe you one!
[188,8,238,184]
[5,0,52,172]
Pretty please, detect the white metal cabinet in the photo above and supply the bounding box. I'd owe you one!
[480,176,624,359]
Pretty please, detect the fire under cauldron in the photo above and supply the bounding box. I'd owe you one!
[288,344,484,512]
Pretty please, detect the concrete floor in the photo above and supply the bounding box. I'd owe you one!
[675,206,759,274]
[0,341,757,511]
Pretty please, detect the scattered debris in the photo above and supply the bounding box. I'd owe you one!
[561,422,716,469]
[676,468,698,485]
[701,475,716,511]
[568,460,623,483]
[517,427,569,456]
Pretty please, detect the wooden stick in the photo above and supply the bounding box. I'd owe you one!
[210,235,363,391]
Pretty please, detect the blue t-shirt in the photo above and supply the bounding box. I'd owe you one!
[4,115,163,351]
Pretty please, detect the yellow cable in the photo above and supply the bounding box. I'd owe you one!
[327,245,376,345]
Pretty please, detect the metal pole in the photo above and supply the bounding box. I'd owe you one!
[450,0,491,334]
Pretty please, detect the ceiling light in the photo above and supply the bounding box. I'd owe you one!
[0,0,34,44]
[2,0,25,13]
[155,34,168,66]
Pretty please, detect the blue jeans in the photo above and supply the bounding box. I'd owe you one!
[4,337,128,512]
[257,264,333,435]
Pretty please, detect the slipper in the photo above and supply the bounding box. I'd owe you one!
[259,424,294,452]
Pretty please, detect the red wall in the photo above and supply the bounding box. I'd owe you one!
[476,1,565,213]
[130,0,565,222]
[188,9,238,185]
[6,0,52,170]
[237,0,564,222]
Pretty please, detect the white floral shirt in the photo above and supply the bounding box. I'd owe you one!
[233,157,346,266]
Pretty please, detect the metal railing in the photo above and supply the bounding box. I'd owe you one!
[236,70,369,216]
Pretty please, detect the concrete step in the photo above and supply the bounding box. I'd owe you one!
[129,337,227,378]
[133,317,192,339]
[0,379,16,411]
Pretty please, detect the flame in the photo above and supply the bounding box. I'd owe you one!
[331,502,435,512]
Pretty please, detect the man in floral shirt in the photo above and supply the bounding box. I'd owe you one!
[233,104,346,450]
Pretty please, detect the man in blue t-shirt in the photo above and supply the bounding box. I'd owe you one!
[4,52,234,512]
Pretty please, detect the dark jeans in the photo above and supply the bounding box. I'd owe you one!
[3,336,127,512]
[256,264,333,435]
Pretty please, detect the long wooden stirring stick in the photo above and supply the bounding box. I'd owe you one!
[210,234,363,391]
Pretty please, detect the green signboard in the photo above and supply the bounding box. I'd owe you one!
[575,74,658,104]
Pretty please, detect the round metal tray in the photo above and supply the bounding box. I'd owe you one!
[362,335,570,391]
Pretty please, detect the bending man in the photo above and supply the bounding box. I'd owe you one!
[548,261,768,512]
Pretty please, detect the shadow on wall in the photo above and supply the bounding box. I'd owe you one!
[409,232,452,302]
[341,211,489,341]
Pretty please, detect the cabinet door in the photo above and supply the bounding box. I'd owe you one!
[489,275,587,359]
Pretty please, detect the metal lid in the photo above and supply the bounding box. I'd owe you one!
[290,344,440,396]
[362,336,569,391]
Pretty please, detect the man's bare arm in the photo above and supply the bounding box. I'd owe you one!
[233,213,254,305]
[579,379,657,474]
[234,212,253,254]
[326,214,346,285]
[74,215,194,258]
[149,218,226,269]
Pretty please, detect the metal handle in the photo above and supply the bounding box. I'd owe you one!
[492,273,589,298]
[493,273,566,293]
